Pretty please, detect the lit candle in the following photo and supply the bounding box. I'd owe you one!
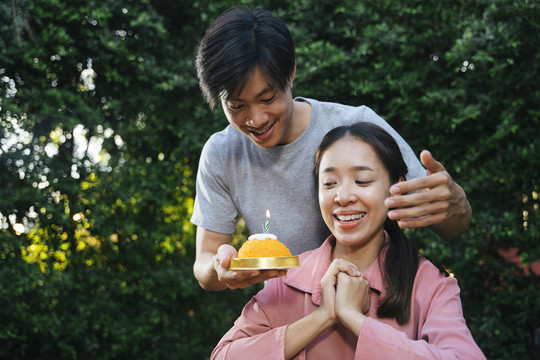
[265,209,270,234]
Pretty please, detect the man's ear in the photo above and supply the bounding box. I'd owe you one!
[289,62,297,88]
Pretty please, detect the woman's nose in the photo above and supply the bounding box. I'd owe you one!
[335,185,356,205]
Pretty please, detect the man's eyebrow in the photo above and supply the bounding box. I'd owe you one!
[229,83,278,102]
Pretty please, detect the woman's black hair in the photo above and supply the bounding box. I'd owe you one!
[196,7,296,109]
[313,122,419,325]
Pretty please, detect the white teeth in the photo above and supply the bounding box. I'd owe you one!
[249,122,273,135]
[336,213,365,222]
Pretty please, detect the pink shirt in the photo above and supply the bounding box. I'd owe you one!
[212,236,485,360]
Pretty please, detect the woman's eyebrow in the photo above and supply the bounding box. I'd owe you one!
[321,166,336,174]
[322,165,373,173]
[351,165,374,172]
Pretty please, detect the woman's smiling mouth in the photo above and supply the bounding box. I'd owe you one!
[335,212,366,223]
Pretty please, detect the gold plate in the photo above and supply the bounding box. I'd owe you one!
[229,256,300,270]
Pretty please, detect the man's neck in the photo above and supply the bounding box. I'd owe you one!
[284,99,312,144]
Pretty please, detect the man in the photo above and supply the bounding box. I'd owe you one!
[191,7,471,291]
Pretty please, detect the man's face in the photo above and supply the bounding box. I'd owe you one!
[221,66,295,148]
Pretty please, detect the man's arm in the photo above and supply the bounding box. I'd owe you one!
[384,150,472,240]
[193,227,286,291]
[193,227,231,291]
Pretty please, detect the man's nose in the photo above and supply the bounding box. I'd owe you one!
[246,107,269,127]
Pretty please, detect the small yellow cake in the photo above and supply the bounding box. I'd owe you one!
[237,234,292,258]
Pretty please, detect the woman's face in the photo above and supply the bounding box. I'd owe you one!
[220,66,296,148]
[318,137,392,250]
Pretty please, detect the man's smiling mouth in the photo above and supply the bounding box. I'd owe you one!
[247,121,275,137]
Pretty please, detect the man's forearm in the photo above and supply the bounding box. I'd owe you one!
[193,253,227,291]
[432,199,472,240]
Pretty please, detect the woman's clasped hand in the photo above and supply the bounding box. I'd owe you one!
[319,259,370,334]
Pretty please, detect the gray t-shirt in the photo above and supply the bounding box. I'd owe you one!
[190,98,425,255]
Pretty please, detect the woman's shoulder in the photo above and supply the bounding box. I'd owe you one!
[414,256,459,295]
[418,255,444,270]
[417,256,451,279]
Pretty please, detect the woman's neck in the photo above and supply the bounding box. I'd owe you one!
[331,232,385,272]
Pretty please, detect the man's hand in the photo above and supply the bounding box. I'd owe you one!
[194,227,286,291]
[384,150,471,239]
[213,244,286,289]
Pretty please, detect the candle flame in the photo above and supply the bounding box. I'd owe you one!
[266,209,270,218]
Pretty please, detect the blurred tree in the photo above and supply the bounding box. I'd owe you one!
[0,0,538,359]
[1,0,254,359]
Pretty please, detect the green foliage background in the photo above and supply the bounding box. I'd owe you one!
[1,0,538,359]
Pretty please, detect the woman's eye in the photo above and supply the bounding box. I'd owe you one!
[356,180,372,186]
[322,182,336,188]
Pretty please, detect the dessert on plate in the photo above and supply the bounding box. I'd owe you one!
[230,233,300,270]
[237,234,292,258]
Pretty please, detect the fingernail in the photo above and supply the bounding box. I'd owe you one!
[385,199,395,207]
[390,186,400,194]
[388,211,398,219]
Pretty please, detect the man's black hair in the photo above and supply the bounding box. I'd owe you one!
[196,7,296,108]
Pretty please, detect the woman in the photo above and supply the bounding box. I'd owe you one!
[211,123,485,359]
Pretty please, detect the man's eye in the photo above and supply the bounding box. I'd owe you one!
[261,92,277,103]
[228,103,243,110]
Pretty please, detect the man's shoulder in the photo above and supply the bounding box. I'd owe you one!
[299,97,368,112]
[206,125,241,144]
[303,97,380,128]
[202,125,246,156]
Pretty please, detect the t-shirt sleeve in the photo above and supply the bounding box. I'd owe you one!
[190,136,239,234]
